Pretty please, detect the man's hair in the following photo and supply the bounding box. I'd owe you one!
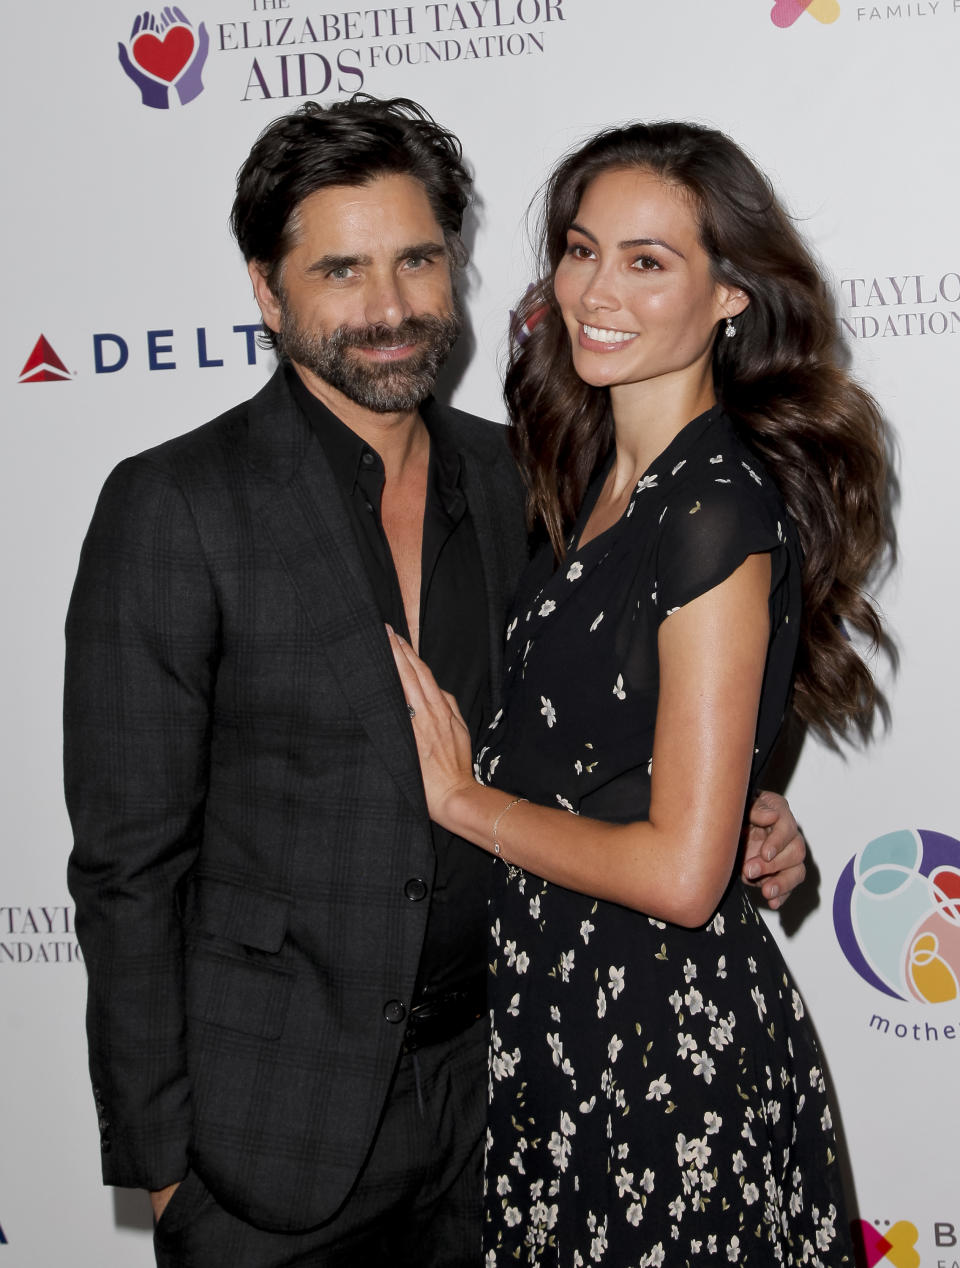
[231,94,472,306]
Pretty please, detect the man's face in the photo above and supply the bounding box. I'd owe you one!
[251,173,461,414]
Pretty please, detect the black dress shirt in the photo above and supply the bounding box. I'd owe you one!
[287,365,491,999]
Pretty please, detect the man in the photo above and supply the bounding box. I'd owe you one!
[65,96,805,1267]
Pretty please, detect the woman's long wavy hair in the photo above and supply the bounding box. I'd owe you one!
[506,121,890,744]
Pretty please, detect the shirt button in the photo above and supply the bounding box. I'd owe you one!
[404,878,428,902]
[361,451,375,467]
[364,500,374,514]
[383,1000,407,1024]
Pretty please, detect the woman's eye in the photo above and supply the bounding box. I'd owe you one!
[566,242,594,260]
[633,256,661,272]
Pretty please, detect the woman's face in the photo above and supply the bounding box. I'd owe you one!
[553,167,741,402]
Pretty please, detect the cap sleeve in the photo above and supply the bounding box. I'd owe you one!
[655,475,785,623]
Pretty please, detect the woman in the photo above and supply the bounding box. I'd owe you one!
[389,122,886,1265]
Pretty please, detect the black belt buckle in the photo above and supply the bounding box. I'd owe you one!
[401,981,485,1054]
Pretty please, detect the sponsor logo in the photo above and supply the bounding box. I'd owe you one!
[14,324,267,382]
[839,273,960,341]
[833,829,960,1004]
[0,905,82,966]
[853,1219,920,1268]
[771,0,840,27]
[118,7,209,108]
[18,335,72,384]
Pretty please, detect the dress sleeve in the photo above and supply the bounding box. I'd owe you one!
[654,475,785,623]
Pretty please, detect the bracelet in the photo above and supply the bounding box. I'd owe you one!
[492,797,528,859]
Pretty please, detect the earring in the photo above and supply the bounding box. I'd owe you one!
[724,316,736,339]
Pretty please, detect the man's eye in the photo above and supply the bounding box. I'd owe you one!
[329,266,353,281]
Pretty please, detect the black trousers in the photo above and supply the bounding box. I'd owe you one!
[153,1017,487,1268]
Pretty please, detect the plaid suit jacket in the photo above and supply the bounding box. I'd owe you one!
[64,367,529,1232]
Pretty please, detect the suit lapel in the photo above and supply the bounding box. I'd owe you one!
[249,372,426,814]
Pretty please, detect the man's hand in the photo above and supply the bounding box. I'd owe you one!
[741,791,806,910]
[150,1181,180,1223]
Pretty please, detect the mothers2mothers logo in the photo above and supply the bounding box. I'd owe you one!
[833,828,960,1003]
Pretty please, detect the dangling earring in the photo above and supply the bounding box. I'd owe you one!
[724,316,736,339]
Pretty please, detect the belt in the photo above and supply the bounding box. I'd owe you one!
[401,979,486,1054]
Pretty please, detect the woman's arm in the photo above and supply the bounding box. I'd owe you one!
[388,551,771,927]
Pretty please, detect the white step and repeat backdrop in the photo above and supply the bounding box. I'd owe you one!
[3,0,958,1263]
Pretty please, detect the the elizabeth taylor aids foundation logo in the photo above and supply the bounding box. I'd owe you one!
[118,6,209,108]
[833,829,960,1004]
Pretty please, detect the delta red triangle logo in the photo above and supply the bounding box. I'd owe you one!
[19,335,72,383]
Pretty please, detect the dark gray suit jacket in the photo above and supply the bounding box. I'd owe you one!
[64,367,529,1232]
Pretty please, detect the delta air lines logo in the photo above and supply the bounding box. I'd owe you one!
[18,336,73,384]
[771,0,840,26]
[118,6,209,108]
[833,829,960,1003]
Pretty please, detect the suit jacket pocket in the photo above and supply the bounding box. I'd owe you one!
[184,877,293,1038]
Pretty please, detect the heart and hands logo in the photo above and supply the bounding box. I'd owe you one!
[771,0,840,26]
[118,7,209,109]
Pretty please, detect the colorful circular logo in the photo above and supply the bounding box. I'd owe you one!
[833,828,960,1003]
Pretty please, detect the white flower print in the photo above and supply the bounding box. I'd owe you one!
[612,674,626,700]
[792,988,805,1019]
[538,599,556,616]
[506,992,520,1017]
[560,1110,576,1136]
[608,965,626,998]
[566,561,584,581]
[640,1241,665,1266]
[685,987,704,1015]
[731,1149,747,1175]
[636,474,659,492]
[505,616,518,641]
[608,1034,624,1063]
[726,1235,741,1261]
[617,1142,629,1158]
[671,459,687,475]
[547,1032,564,1066]
[709,454,723,464]
[703,1111,722,1135]
[743,1181,760,1204]
[751,985,767,1019]
[529,894,540,920]
[641,1169,655,1193]
[540,695,557,727]
[677,1032,696,1060]
[504,1206,522,1227]
[487,754,500,781]
[560,949,576,981]
[692,1052,716,1084]
[625,1202,643,1227]
[487,707,503,730]
[646,1074,671,1102]
[556,794,575,812]
[575,759,583,775]
[716,954,727,979]
[747,955,757,973]
[683,958,697,983]
[597,987,607,1019]
[821,1105,833,1131]
[580,918,595,944]
[668,1196,686,1221]
[741,459,763,485]
[614,1168,636,1198]
[668,989,683,1014]
[550,1004,561,1022]
[589,611,604,632]
[496,1174,511,1196]
[548,1130,571,1172]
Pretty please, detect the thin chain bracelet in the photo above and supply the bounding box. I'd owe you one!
[492,796,528,869]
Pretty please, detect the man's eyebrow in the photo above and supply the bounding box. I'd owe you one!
[568,221,686,260]
[395,240,447,262]
[306,253,370,274]
[304,241,447,275]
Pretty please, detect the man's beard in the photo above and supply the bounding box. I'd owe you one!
[276,296,462,413]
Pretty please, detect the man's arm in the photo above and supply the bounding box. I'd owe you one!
[741,791,806,910]
[65,455,217,1190]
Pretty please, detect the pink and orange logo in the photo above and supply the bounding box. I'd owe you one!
[853,1219,919,1268]
[771,0,840,27]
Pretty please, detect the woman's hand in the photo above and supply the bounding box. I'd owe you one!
[386,625,478,824]
[741,791,807,910]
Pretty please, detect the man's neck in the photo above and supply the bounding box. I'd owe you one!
[290,359,429,477]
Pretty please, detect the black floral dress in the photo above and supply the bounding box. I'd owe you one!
[478,407,854,1267]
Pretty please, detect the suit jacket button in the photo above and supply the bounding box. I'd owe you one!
[383,1000,406,1024]
[404,878,427,902]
